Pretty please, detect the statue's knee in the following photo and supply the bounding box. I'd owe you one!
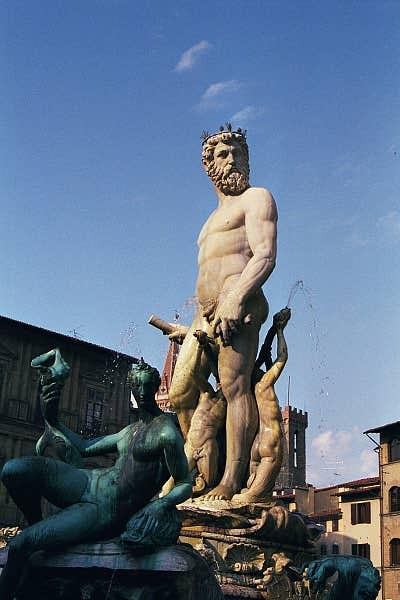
[1,457,37,492]
[1,458,23,487]
[168,386,194,411]
[7,531,30,560]
[221,380,247,402]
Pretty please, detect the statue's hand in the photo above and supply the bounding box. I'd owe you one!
[121,498,182,550]
[212,291,245,346]
[273,307,291,329]
[40,381,62,425]
[168,324,189,345]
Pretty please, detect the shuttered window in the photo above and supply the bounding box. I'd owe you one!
[389,487,400,513]
[352,544,370,559]
[351,502,371,524]
[390,539,400,565]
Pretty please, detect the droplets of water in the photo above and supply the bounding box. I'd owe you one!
[102,322,141,386]
[285,280,333,468]
[286,280,304,308]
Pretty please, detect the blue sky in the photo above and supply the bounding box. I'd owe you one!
[1,1,399,487]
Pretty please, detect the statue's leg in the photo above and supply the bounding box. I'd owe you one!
[196,438,219,488]
[1,456,88,525]
[0,501,99,600]
[169,316,212,437]
[205,322,260,500]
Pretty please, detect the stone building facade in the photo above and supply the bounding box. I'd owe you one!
[0,315,137,526]
[311,477,382,583]
[276,477,382,600]
[365,421,400,600]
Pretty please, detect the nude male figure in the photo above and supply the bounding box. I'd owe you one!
[184,387,227,494]
[169,125,277,500]
[232,308,291,504]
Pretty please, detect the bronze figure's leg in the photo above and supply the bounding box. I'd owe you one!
[1,456,88,524]
[0,502,99,600]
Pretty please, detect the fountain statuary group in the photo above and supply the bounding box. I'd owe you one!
[0,126,381,600]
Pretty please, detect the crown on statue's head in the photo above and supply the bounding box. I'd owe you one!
[201,122,247,145]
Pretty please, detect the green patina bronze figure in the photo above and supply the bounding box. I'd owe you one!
[304,555,381,599]
[0,350,192,600]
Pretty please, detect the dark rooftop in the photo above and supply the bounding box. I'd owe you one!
[364,421,400,435]
[0,315,138,363]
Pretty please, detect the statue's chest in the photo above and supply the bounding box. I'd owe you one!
[129,422,160,462]
[199,205,245,243]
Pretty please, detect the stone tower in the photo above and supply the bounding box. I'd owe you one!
[155,341,180,412]
[276,405,308,489]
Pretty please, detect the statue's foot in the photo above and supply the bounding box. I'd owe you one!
[231,490,273,505]
[231,491,259,505]
[200,483,237,501]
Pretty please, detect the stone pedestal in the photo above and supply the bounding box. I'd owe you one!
[0,540,223,600]
[178,500,318,599]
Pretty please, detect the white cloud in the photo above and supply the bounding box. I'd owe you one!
[201,80,241,101]
[174,40,211,72]
[230,105,263,125]
[376,210,400,244]
[308,427,379,487]
[311,428,357,460]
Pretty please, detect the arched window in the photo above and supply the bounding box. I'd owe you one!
[390,539,400,566]
[389,487,400,512]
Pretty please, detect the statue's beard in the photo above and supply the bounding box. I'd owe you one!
[207,164,249,195]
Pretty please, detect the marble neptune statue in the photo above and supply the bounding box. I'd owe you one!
[168,124,277,500]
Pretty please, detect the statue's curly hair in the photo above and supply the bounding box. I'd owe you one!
[201,131,249,171]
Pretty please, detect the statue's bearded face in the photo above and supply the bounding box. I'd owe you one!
[203,138,249,195]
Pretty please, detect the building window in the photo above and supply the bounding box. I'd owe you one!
[0,364,4,400]
[84,387,106,436]
[390,539,400,566]
[294,431,298,468]
[320,544,327,556]
[7,399,29,420]
[351,502,371,524]
[332,543,339,555]
[332,519,339,532]
[389,439,400,462]
[352,544,370,559]
[389,487,400,513]
[60,411,79,431]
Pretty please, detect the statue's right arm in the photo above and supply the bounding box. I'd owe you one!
[55,422,128,456]
[40,381,126,456]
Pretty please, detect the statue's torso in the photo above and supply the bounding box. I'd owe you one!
[84,417,170,524]
[196,194,251,304]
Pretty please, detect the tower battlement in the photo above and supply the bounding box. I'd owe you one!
[281,404,308,426]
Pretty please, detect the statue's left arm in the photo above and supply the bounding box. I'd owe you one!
[158,424,193,507]
[213,189,277,344]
